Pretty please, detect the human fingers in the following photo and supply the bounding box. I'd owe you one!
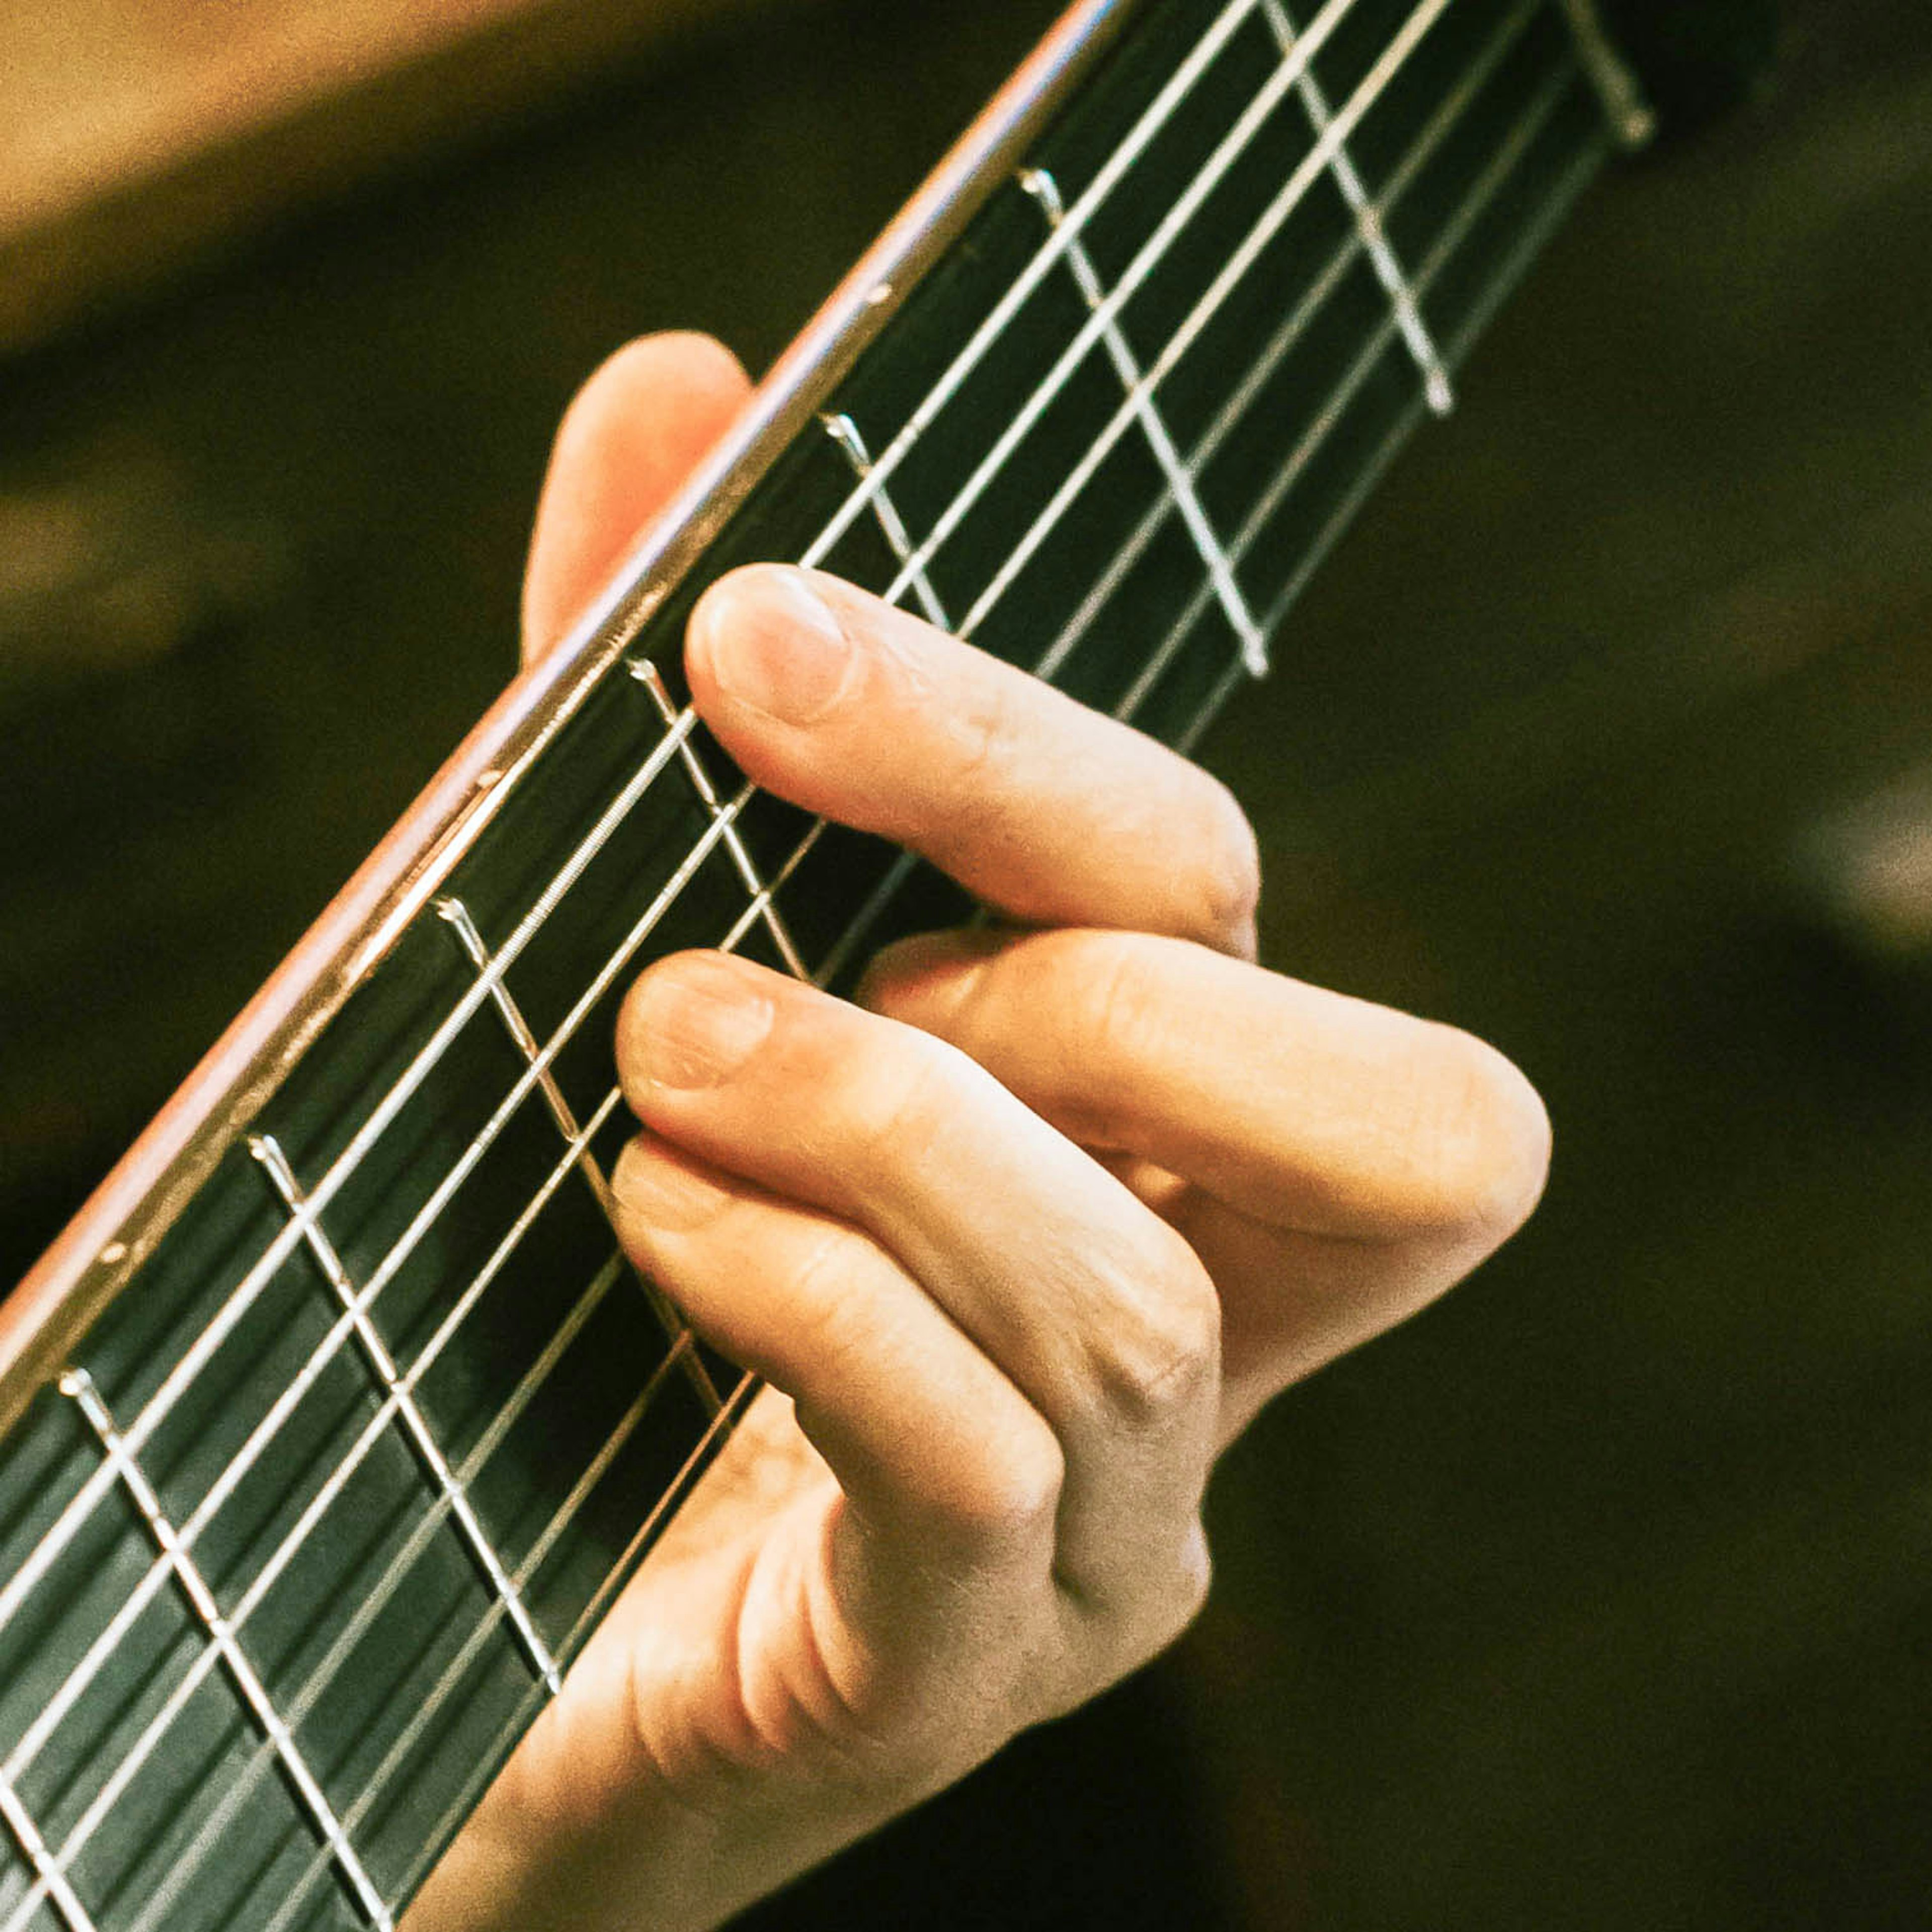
[864,927,1551,1244]
[863,927,1551,1417]
[613,950,1220,1612]
[684,565,1260,955]
[522,333,751,664]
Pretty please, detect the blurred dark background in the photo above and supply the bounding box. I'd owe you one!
[5,0,1931,1924]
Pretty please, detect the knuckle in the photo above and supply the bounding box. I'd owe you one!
[948,1418,1066,1554]
[1081,931,1172,1073]
[1086,1235,1222,1430]
[1156,1519,1215,1641]
[936,672,1022,844]
[767,1222,877,1374]
[1096,1521,1215,1677]
[1402,1026,1553,1246]
[848,1027,975,1172]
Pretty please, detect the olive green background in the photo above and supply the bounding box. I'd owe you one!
[4,1,1928,1924]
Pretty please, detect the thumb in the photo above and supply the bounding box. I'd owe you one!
[522,332,751,665]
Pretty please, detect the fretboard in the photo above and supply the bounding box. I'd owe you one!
[0,1,1621,1925]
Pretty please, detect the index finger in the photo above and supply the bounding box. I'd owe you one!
[686,565,1260,955]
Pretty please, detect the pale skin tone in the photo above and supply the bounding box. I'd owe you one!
[405,332,1551,1930]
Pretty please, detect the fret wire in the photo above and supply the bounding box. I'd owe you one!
[0,1105,629,1932]
[939,0,1455,660]
[249,1133,565,1696]
[823,413,953,631]
[1020,164,1270,677]
[55,1371,393,1932]
[859,0,1394,613]
[0,710,705,1662]
[790,15,1587,1002]
[120,1252,660,1932]
[385,1373,763,1919]
[794,0,1470,984]
[249,1360,755,1932]
[797,0,1544,986]
[625,661,811,981]
[1264,0,1457,414]
[0,788,727,1807]
[0,12,1601,1913]
[1007,0,1541,688]
[796,0,1291,573]
[0,1773,98,1932]
[9,782,738,1848]
[0,0,1382,1677]
[1119,42,1585,726]
[436,890,723,1417]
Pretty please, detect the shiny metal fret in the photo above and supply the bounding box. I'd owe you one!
[623,660,810,980]
[248,1135,564,1698]
[1263,0,1456,416]
[808,410,947,991]
[823,412,954,633]
[432,897,723,1418]
[0,1772,97,1932]
[1019,165,1271,679]
[55,1369,392,1932]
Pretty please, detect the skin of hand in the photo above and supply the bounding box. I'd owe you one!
[405,334,1551,1931]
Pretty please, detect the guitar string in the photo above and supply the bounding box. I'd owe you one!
[0,780,749,1790]
[394,80,1615,1917]
[83,904,799,1929]
[815,29,1571,989]
[0,11,1507,1916]
[0,4,1422,1793]
[125,1357,755,1932]
[854,0,1453,619]
[255,1370,764,1932]
[960,0,1538,676]
[786,0,1314,574]
[0,1086,626,1799]
[0,4,1538,1916]
[772,0,1544,989]
[0,0,1303,1678]
[1118,40,1585,718]
[183,48,1599,1932]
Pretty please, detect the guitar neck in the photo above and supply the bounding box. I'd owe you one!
[0,1,1627,1925]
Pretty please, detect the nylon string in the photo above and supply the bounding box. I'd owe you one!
[0,3,1594,1923]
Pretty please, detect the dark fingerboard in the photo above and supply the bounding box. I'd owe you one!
[0,2,1618,1925]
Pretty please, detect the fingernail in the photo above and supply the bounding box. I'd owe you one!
[630,953,774,1089]
[611,1139,727,1233]
[696,566,853,722]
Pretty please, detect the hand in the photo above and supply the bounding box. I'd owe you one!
[407,335,1550,1931]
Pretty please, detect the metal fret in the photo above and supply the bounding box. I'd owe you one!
[823,413,954,633]
[1020,163,1270,679]
[1124,41,1587,727]
[0,711,712,1695]
[623,660,811,980]
[55,1371,391,1932]
[119,1247,658,1932]
[1262,0,1457,416]
[795,0,1286,578]
[248,1134,564,1698]
[389,1372,761,1916]
[434,895,723,1418]
[804,407,960,992]
[0,1773,96,1932]
[253,1338,733,1932]
[0,4,1623,1921]
[869,0,1415,630]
